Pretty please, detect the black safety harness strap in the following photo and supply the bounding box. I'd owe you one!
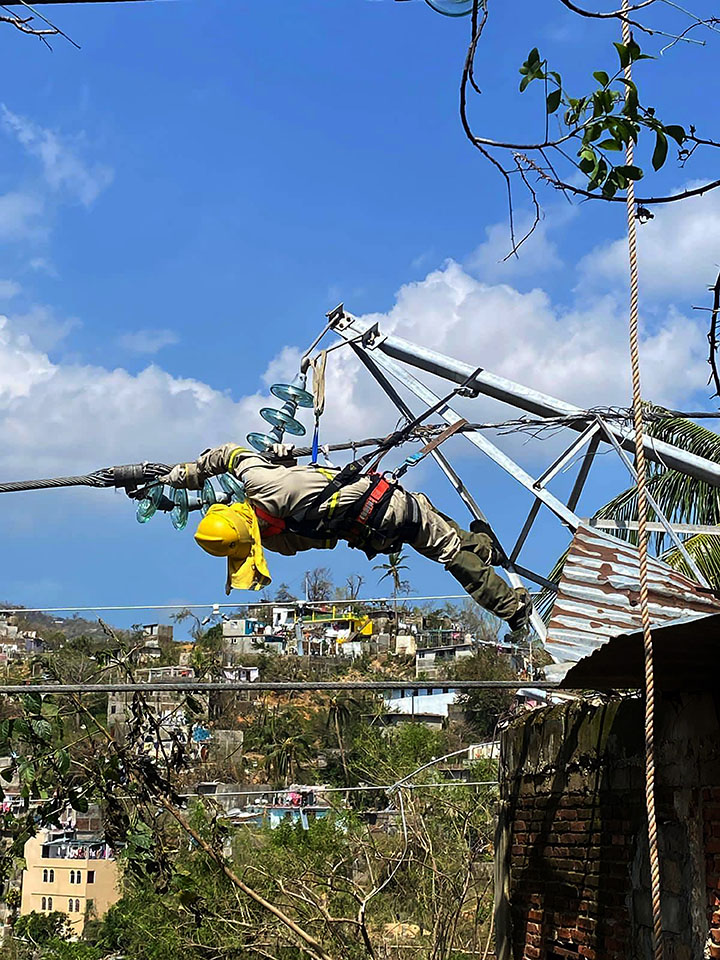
[258,367,482,548]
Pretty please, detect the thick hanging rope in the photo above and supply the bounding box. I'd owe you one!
[622,4,663,956]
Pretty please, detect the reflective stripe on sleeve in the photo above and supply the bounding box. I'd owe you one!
[228,447,251,472]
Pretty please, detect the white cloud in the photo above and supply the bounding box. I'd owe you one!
[118,328,179,355]
[0,280,20,300]
[29,257,59,278]
[1,106,114,207]
[8,305,80,352]
[0,260,709,492]
[320,262,709,445]
[0,191,45,242]
[579,183,720,299]
[0,314,259,479]
[466,219,563,282]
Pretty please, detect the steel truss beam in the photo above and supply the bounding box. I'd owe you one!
[332,310,720,488]
[348,345,555,640]
[329,306,716,624]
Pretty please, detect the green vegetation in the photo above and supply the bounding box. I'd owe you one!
[0,596,519,959]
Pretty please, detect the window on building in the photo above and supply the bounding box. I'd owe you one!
[41,897,46,910]
[47,897,53,910]
[49,869,54,882]
[75,899,80,913]
[43,869,48,882]
[68,899,74,912]
[87,871,95,884]
[69,870,75,884]
[75,870,81,883]
[110,705,116,714]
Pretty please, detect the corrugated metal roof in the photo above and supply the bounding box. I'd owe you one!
[560,611,720,690]
[545,522,720,682]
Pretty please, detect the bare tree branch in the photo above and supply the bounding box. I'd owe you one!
[704,271,720,398]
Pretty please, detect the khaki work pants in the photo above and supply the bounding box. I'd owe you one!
[380,491,520,622]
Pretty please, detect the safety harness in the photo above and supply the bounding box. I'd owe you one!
[252,419,467,556]
[247,364,480,555]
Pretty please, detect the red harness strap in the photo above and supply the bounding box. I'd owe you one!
[351,475,391,531]
[253,504,286,538]
[253,474,392,542]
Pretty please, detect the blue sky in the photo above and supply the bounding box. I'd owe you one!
[0,0,719,636]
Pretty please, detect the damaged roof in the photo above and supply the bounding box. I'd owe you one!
[544,522,720,683]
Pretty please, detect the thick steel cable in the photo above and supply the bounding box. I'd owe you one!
[0,474,108,493]
[622,6,663,956]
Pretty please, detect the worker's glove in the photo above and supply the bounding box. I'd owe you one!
[269,443,296,463]
[161,462,203,490]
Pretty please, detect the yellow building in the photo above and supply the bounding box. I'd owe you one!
[21,830,120,935]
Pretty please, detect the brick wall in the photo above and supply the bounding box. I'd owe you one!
[496,695,720,960]
[507,792,643,959]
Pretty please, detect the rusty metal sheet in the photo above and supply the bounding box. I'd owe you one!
[544,522,720,681]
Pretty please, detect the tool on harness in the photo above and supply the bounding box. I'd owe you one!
[310,351,327,464]
[392,419,469,479]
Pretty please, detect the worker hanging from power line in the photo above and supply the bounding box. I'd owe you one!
[161,442,531,634]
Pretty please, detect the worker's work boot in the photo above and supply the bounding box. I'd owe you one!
[506,587,532,637]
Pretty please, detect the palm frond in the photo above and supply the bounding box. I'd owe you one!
[662,533,720,586]
[538,410,720,613]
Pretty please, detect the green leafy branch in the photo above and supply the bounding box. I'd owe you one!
[459,0,720,254]
[518,41,688,199]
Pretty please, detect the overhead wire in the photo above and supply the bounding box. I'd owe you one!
[179,781,499,800]
[0,593,500,614]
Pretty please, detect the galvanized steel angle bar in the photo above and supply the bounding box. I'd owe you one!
[334,310,720,489]
[567,433,601,513]
[533,421,601,490]
[510,501,542,563]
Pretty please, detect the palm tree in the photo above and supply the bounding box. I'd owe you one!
[265,731,311,786]
[374,551,410,641]
[539,409,720,616]
[326,695,357,784]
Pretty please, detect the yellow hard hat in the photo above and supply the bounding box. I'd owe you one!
[194,503,271,593]
[195,504,253,559]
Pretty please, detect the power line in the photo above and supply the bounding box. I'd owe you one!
[183,780,499,800]
[0,594,480,615]
[0,680,561,695]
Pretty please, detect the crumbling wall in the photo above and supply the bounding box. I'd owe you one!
[496,694,720,960]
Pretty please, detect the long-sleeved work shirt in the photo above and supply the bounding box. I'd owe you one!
[194,443,461,564]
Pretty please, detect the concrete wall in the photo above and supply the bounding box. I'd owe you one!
[496,694,720,960]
